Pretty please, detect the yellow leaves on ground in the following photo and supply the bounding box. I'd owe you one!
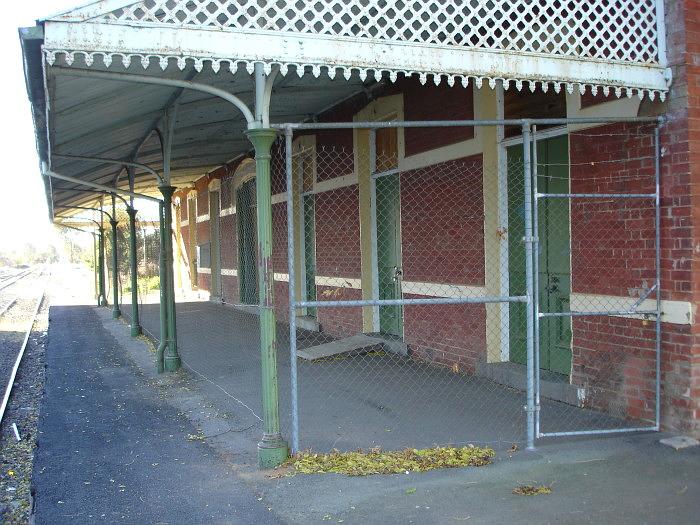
[512,484,552,496]
[286,445,495,476]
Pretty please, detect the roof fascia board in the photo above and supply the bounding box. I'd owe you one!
[42,19,669,95]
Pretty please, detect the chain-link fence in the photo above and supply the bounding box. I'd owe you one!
[533,123,661,438]
[128,117,661,454]
[272,119,661,453]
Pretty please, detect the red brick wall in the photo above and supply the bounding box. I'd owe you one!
[399,154,486,371]
[680,0,700,435]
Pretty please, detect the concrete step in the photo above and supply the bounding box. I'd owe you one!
[475,361,585,407]
[297,333,408,361]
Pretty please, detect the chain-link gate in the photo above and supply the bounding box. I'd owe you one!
[274,117,661,453]
[532,124,661,439]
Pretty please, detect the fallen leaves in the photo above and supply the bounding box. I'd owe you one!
[285,445,495,476]
[512,484,552,496]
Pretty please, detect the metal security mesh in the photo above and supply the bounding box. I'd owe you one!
[534,124,660,437]
[275,120,661,453]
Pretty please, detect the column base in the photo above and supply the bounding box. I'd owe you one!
[130,325,142,337]
[112,308,121,319]
[257,434,288,469]
[163,355,181,372]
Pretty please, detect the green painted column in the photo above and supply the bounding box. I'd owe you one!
[156,201,168,373]
[127,207,141,336]
[246,128,288,468]
[93,233,99,306]
[110,218,121,318]
[98,228,108,306]
[160,185,181,372]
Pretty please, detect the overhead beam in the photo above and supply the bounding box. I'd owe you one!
[44,167,162,203]
[52,67,256,125]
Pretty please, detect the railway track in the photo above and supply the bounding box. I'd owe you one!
[0,268,47,425]
[0,267,35,293]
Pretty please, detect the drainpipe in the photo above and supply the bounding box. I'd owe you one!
[110,195,121,318]
[246,126,288,468]
[159,184,180,372]
[156,200,168,373]
[127,206,141,336]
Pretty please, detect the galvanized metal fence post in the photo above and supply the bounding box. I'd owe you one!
[284,126,300,454]
[127,206,141,336]
[532,125,541,438]
[368,128,380,331]
[246,127,289,468]
[522,122,537,450]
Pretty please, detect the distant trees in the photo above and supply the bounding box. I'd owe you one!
[0,242,60,266]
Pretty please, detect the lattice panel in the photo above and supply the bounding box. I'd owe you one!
[102,0,661,64]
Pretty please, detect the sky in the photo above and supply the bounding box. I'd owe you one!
[0,1,159,252]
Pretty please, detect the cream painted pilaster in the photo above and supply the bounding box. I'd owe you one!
[478,83,508,362]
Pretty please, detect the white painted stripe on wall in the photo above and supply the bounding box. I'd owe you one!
[198,267,211,274]
[196,213,210,223]
[569,293,693,325]
[316,275,362,289]
[401,281,486,298]
[313,173,358,194]
[400,137,483,172]
[269,273,487,299]
[180,220,189,227]
[220,206,235,217]
[221,268,238,277]
[271,194,286,205]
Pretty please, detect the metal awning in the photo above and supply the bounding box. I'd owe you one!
[20,0,671,218]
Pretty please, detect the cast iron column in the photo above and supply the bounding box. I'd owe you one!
[127,207,141,336]
[160,185,180,372]
[110,217,121,318]
[156,201,168,373]
[98,227,107,306]
[246,128,288,468]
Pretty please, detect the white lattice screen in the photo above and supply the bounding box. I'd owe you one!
[103,0,661,65]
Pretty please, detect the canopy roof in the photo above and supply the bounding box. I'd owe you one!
[20,0,671,219]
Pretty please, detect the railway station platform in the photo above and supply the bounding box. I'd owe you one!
[32,280,700,524]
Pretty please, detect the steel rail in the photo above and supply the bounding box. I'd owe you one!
[0,299,18,318]
[0,269,35,293]
[0,286,45,425]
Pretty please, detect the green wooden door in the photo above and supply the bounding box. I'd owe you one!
[302,193,317,318]
[376,172,403,337]
[237,179,258,305]
[507,135,572,375]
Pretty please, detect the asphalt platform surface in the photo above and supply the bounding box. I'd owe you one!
[32,304,282,524]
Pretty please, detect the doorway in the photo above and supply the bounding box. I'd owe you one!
[236,178,258,305]
[507,134,572,375]
[374,126,403,337]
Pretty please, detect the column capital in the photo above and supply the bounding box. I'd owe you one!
[158,185,177,201]
[245,128,279,155]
